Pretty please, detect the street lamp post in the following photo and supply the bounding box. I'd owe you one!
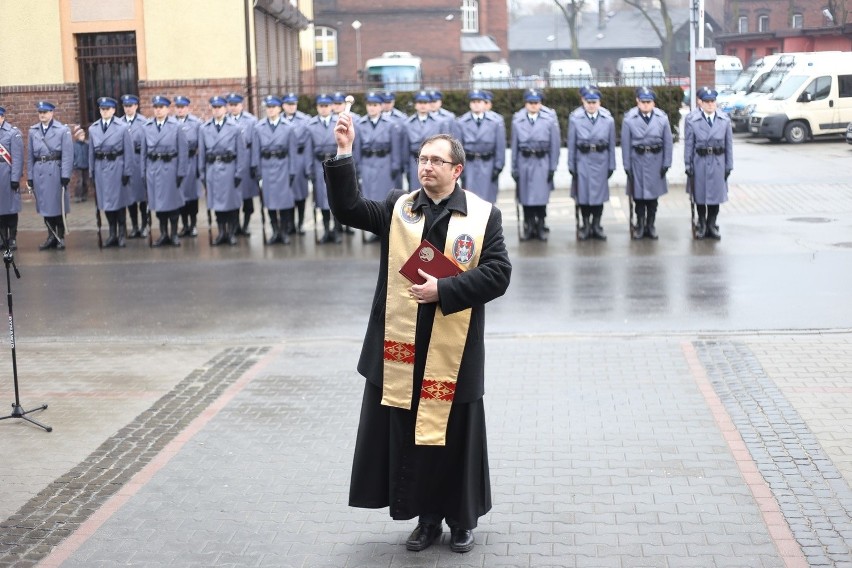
[351,20,362,82]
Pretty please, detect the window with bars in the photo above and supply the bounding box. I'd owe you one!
[75,32,139,125]
[758,15,769,32]
[315,26,337,66]
[738,16,749,33]
[462,0,479,33]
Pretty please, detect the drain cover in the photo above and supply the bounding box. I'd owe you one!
[787,217,834,223]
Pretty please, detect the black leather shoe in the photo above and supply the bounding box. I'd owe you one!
[450,528,474,553]
[576,224,590,241]
[694,220,706,240]
[631,221,645,240]
[152,234,169,247]
[405,523,442,552]
[707,224,721,240]
[645,224,659,240]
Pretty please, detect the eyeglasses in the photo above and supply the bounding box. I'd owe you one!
[418,156,457,167]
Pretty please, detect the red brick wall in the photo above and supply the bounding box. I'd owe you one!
[728,0,832,32]
[138,78,255,120]
[0,83,79,132]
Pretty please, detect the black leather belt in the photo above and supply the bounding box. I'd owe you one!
[134,145,141,154]
[520,149,548,158]
[578,143,608,153]
[261,150,289,159]
[147,152,178,162]
[206,154,236,164]
[465,152,494,161]
[633,145,662,154]
[36,154,61,162]
[315,152,334,160]
[696,146,725,156]
[362,149,389,158]
[94,150,124,161]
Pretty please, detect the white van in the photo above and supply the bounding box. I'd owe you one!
[749,53,852,143]
[470,62,513,90]
[714,55,743,91]
[548,59,593,88]
[718,54,783,130]
[615,57,666,87]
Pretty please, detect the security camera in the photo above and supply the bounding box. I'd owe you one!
[823,8,834,21]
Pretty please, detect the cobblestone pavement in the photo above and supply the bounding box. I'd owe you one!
[0,332,850,567]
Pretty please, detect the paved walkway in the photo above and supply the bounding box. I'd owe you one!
[1,332,851,567]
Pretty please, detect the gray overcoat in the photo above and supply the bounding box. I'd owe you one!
[567,107,616,206]
[511,112,560,207]
[684,111,733,205]
[400,113,450,190]
[285,111,311,201]
[88,118,134,212]
[177,114,203,201]
[141,117,188,212]
[252,119,299,210]
[621,106,673,200]
[353,115,398,202]
[303,114,338,210]
[232,112,259,200]
[27,120,73,217]
[197,119,248,212]
[123,114,148,203]
[453,112,506,203]
[0,120,24,215]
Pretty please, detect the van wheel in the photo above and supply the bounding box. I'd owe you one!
[784,121,809,144]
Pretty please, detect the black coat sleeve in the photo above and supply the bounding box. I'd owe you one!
[325,155,396,235]
[437,206,512,315]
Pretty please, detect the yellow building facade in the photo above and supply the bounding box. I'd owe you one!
[0,0,312,129]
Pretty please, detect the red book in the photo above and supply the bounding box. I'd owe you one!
[399,240,462,285]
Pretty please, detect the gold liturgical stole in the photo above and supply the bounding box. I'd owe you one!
[383,189,491,445]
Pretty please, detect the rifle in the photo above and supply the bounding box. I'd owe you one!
[92,180,103,249]
[571,174,580,240]
[148,207,153,248]
[258,182,267,246]
[687,174,696,239]
[207,205,213,246]
[626,174,635,238]
[514,178,523,241]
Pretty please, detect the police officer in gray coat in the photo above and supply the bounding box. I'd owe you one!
[120,94,149,239]
[89,97,134,247]
[381,91,407,189]
[621,87,673,240]
[252,95,300,245]
[0,106,24,251]
[282,92,311,236]
[142,96,189,247]
[684,87,733,240]
[511,89,560,241]
[27,100,73,250]
[226,92,259,237]
[453,89,506,203]
[304,93,341,244]
[198,96,249,246]
[354,92,399,242]
[401,90,450,190]
[174,96,203,237]
[567,86,616,240]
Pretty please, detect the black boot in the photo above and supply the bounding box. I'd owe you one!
[140,202,150,238]
[117,219,127,248]
[152,218,169,247]
[55,219,66,250]
[212,220,228,246]
[577,210,591,241]
[228,211,239,245]
[591,209,607,241]
[520,208,532,241]
[104,214,119,248]
[706,206,721,240]
[293,200,306,235]
[535,213,548,241]
[280,210,293,245]
[320,216,332,244]
[267,214,281,245]
[694,206,707,240]
[645,203,658,240]
[170,215,181,246]
[238,213,252,237]
[127,203,141,238]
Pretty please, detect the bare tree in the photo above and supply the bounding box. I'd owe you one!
[825,0,849,25]
[552,0,586,59]
[623,0,675,72]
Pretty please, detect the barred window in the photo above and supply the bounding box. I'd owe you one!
[758,15,769,32]
[738,16,748,33]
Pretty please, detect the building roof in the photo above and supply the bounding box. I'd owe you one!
[510,8,690,51]
[461,34,502,53]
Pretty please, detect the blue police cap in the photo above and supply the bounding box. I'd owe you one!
[225,92,244,104]
[152,95,171,107]
[36,101,56,112]
[697,86,718,101]
[381,91,395,102]
[173,96,191,106]
[97,97,117,108]
[429,89,443,100]
[315,93,333,105]
[120,94,139,105]
[413,90,432,103]
[282,92,299,104]
[468,89,486,101]
[332,92,346,103]
[209,96,227,107]
[581,85,601,101]
[636,87,656,101]
[524,89,542,103]
[482,90,494,101]
[365,91,383,104]
[263,95,282,107]
[0,107,5,116]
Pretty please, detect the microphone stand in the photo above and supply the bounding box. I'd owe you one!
[0,233,52,432]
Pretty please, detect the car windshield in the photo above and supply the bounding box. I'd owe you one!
[756,72,788,93]
[771,76,808,100]
[728,71,754,92]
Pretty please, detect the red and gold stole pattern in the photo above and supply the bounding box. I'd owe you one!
[382,189,491,445]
